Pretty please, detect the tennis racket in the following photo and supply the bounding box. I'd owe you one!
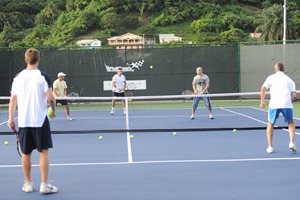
[12,128,22,157]
[182,90,194,100]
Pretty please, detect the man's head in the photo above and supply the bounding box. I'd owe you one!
[196,67,203,75]
[25,48,40,65]
[274,63,285,72]
[117,67,123,76]
[57,72,66,80]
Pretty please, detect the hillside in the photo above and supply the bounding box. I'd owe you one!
[0,0,299,47]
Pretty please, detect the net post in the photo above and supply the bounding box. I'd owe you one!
[125,97,133,163]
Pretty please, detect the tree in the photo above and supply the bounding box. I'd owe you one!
[255,4,292,41]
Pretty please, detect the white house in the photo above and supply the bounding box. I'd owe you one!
[76,39,102,47]
[159,34,182,44]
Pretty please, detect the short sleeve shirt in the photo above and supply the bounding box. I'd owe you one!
[262,71,296,109]
[112,74,126,93]
[192,74,210,94]
[11,69,51,127]
[53,79,67,97]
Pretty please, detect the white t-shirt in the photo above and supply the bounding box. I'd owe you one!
[262,71,296,109]
[112,74,126,93]
[11,69,51,127]
[192,74,210,94]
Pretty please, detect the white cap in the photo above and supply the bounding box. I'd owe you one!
[57,72,66,77]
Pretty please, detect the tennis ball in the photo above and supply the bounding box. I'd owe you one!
[48,107,53,118]
[4,141,8,145]
[233,129,237,133]
[99,136,103,140]
[173,132,177,136]
[130,135,134,139]
[150,66,153,69]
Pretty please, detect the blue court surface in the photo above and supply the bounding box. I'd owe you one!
[1,128,300,200]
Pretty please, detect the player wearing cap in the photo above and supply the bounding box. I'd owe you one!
[190,67,214,120]
[260,63,297,154]
[53,72,73,120]
[111,67,127,115]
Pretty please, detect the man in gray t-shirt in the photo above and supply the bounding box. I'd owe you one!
[191,67,213,120]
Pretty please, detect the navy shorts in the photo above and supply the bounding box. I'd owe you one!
[19,117,53,154]
[113,92,125,97]
[56,100,68,106]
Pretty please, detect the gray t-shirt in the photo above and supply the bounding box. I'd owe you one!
[192,74,210,94]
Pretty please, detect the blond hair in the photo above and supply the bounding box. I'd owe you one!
[25,48,40,65]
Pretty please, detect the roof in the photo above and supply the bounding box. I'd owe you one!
[76,39,101,45]
[107,33,144,41]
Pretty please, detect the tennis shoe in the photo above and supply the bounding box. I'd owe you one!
[40,183,58,194]
[289,142,297,152]
[190,114,194,120]
[22,182,33,193]
[266,146,274,154]
[111,108,115,115]
[124,109,126,115]
[67,117,74,121]
[209,114,214,119]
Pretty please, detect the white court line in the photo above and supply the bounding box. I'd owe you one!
[1,157,300,168]
[221,107,300,136]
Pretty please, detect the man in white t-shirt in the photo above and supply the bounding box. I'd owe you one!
[7,48,58,194]
[111,67,127,115]
[53,72,73,120]
[260,63,297,153]
[190,67,213,120]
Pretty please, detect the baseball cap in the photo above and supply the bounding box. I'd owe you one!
[57,72,66,77]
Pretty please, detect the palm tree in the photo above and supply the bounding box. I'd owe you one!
[255,4,292,41]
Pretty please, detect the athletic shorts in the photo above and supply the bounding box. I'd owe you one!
[56,100,68,106]
[113,92,125,97]
[19,117,53,154]
[268,108,294,124]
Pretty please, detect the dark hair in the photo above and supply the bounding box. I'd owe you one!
[275,63,284,71]
[118,67,123,71]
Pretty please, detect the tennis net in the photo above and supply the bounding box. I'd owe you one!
[1,91,300,133]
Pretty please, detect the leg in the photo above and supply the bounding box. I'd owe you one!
[191,97,200,119]
[22,153,32,183]
[266,122,274,148]
[65,105,70,118]
[203,97,213,119]
[39,149,49,184]
[288,120,295,143]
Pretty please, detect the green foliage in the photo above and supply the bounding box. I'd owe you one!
[220,28,247,42]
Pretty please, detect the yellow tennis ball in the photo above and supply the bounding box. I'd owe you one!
[233,129,237,133]
[48,107,53,117]
[150,66,153,69]
[4,141,8,145]
[99,136,103,140]
[173,132,177,136]
[130,135,134,139]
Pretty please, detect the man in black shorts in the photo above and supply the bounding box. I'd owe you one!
[111,68,127,115]
[53,72,73,120]
[7,48,58,194]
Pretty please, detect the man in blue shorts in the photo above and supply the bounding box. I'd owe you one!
[111,67,127,115]
[7,48,58,194]
[260,63,297,153]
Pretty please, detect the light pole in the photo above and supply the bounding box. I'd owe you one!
[283,0,287,44]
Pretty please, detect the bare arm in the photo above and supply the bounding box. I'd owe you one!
[201,83,210,94]
[47,88,56,118]
[291,91,297,102]
[7,95,17,130]
[260,86,266,108]
[192,84,197,94]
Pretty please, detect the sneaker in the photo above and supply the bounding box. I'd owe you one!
[111,108,115,115]
[40,183,58,194]
[209,114,214,119]
[289,142,297,152]
[190,114,194,120]
[22,182,33,193]
[124,109,126,115]
[266,146,274,154]
[67,117,74,121]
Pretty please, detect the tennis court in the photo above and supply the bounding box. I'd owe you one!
[1,93,300,199]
